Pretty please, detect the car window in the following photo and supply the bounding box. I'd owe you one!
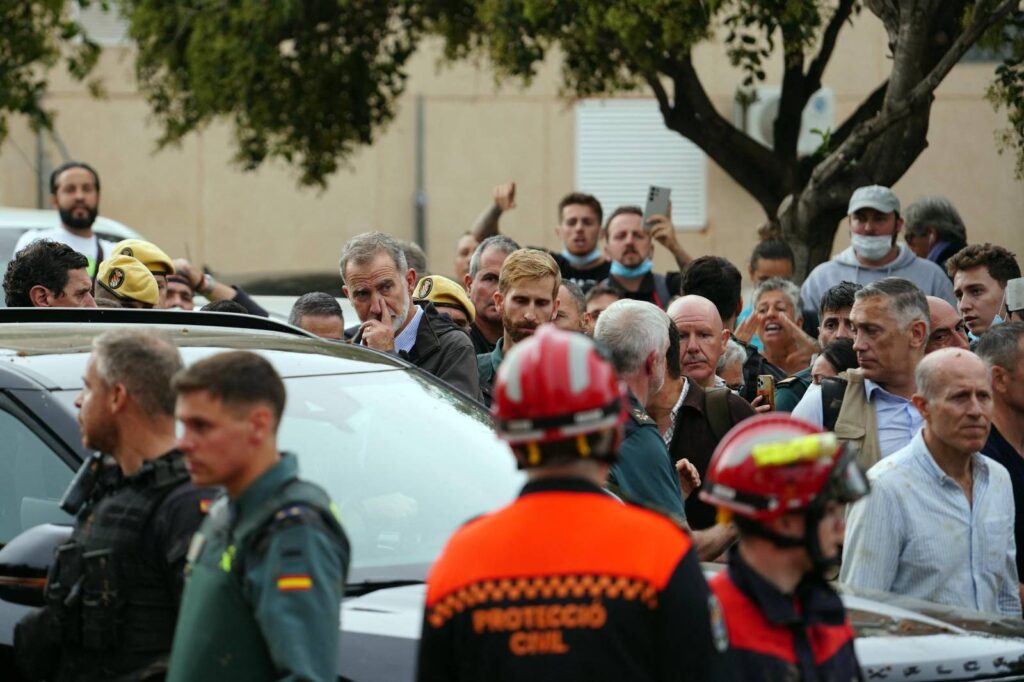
[0,409,74,544]
[275,371,523,582]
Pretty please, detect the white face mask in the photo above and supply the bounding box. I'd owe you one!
[851,233,893,261]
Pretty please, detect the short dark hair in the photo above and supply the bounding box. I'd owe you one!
[558,192,603,226]
[401,240,428,277]
[681,256,742,324]
[603,205,642,239]
[749,240,795,271]
[50,161,101,194]
[946,243,1021,287]
[172,351,286,428]
[904,196,966,243]
[818,281,862,318]
[819,338,858,375]
[584,284,621,306]
[560,280,586,315]
[976,321,1024,371]
[3,239,89,306]
[665,320,681,380]
[201,299,248,314]
[289,292,343,326]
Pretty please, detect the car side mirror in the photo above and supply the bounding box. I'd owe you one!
[0,524,72,607]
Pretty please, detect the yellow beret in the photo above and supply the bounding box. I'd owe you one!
[111,239,175,275]
[97,255,160,306]
[413,275,475,323]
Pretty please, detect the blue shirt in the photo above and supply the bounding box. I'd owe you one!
[841,431,1021,617]
[791,378,923,458]
[394,303,424,355]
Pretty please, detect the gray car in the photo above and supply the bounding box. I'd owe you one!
[0,309,1022,681]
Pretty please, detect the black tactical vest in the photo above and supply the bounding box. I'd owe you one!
[45,450,193,680]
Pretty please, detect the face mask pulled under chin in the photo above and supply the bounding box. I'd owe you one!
[850,233,893,261]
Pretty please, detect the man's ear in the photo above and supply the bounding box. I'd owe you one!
[908,319,929,350]
[991,365,1010,397]
[108,383,129,414]
[719,329,729,354]
[493,290,504,312]
[49,194,59,210]
[28,285,53,307]
[342,285,350,299]
[463,273,472,292]
[911,393,929,419]
[248,405,274,444]
[405,269,416,294]
[549,295,560,321]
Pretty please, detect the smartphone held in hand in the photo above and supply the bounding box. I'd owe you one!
[643,186,671,229]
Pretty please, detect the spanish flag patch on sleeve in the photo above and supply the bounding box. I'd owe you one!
[199,499,212,514]
[277,574,313,592]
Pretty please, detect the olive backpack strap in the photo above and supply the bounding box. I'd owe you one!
[703,387,733,442]
[820,376,849,432]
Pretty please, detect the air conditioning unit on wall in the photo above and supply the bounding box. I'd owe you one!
[733,86,835,157]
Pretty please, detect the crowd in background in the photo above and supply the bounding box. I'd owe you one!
[5,159,1024,679]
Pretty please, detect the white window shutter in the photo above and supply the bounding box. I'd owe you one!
[576,99,707,230]
[74,2,130,47]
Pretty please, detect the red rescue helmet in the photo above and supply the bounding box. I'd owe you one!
[699,414,869,523]
[492,325,627,467]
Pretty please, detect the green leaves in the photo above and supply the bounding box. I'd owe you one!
[122,0,422,187]
[0,0,102,142]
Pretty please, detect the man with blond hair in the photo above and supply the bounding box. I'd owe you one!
[477,248,561,405]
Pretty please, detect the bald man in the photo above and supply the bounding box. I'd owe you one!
[667,295,729,390]
[661,294,754,531]
[926,295,970,354]
[842,348,1020,617]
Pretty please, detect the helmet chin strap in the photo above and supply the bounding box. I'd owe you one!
[736,503,840,577]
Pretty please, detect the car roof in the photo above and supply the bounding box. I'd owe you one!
[0,206,142,240]
[0,309,406,390]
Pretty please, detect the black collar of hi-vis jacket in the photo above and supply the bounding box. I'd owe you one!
[726,548,846,628]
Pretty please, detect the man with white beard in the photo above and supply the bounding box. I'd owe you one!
[340,231,481,400]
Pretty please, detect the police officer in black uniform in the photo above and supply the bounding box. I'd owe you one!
[417,326,732,681]
[15,329,215,681]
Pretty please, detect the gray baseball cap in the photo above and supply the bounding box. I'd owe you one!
[848,185,900,215]
[1006,277,1024,313]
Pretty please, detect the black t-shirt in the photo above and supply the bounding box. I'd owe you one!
[550,252,612,293]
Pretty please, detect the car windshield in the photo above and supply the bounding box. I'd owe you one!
[55,367,523,585]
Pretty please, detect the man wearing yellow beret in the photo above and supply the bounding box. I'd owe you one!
[111,239,175,307]
[412,275,475,333]
[95,255,160,309]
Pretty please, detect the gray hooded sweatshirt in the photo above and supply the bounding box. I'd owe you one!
[800,244,956,317]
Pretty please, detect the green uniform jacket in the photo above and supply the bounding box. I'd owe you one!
[607,393,686,519]
[774,367,812,413]
[477,337,504,407]
[168,453,350,682]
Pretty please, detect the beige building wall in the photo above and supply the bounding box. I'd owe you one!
[1,17,1021,287]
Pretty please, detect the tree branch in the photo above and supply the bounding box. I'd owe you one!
[774,24,810,163]
[806,0,856,90]
[808,0,1019,192]
[658,56,788,213]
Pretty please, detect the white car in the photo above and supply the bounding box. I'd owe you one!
[0,206,144,281]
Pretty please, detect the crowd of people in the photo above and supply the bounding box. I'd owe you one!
[4,159,1024,680]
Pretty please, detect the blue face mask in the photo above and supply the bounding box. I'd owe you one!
[992,313,1006,327]
[560,248,603,268]
[610,259,653,278]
